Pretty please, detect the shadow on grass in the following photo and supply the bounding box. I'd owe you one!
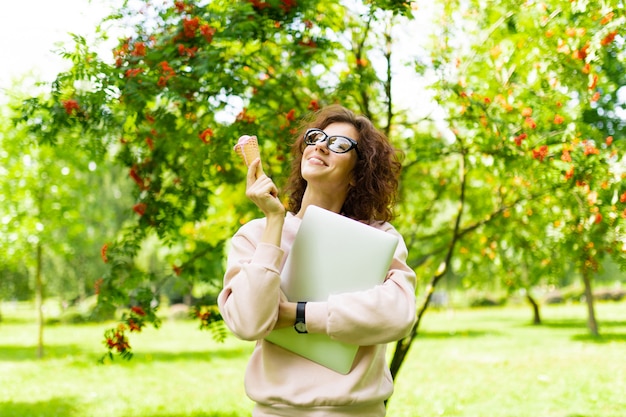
[148,412,245,417]
[132,347,251,363]
[0,398,78,417]
[0,344,100,362]
[0,316,33,325]
[0,400,244,417]
[541,318,626,329]
[530,318,626,343]
[571,332,626,343]
[0,344,250,364]
[417,329,499,339]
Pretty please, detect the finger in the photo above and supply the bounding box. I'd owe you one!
[254,177,278,199]
[268,181,279,198]
[254,158,264,178]
[246,158,262,186]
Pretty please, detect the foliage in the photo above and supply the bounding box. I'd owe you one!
[0,102,130,305]
[14,0,410,359]
[387,0,626,379]
[6,0,626,385]
[408,0,626,285]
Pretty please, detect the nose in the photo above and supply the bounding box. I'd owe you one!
[313,136,330,153]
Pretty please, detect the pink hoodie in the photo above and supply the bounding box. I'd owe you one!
[218,213,417,416]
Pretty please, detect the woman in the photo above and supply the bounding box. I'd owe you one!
[218,105,416,416]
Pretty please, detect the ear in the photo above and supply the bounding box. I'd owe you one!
[348,165,358,187]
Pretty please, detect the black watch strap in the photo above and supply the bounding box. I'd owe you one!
[294,301,308,334]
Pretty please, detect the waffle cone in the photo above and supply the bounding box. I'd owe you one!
[234,136,260,166]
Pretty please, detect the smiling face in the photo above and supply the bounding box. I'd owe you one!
[300,122,359,198]
[286,104,401,221]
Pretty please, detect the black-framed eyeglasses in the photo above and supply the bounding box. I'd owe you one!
[304,128,359,155]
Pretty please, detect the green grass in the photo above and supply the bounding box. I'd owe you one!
[1,301,625,417]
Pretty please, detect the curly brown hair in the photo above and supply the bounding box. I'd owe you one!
[284,105,402,223]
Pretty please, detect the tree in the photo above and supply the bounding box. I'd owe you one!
[16,0,417,359]
[388,0,626,380]
[1,91,133,356]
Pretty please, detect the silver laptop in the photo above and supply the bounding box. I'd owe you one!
[264,205,399,374]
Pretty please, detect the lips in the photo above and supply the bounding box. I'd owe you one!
[307,156,327,166]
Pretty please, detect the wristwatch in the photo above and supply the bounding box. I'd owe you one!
[294,301,308,334]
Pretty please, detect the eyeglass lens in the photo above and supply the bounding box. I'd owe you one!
[306,130,355,154]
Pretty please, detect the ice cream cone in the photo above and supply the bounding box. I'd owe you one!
[234,135,260,167]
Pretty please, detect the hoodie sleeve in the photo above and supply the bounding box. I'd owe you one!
[304,224,417,346]
[217,220,286,341]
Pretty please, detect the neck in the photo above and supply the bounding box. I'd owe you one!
[296,188,347,218]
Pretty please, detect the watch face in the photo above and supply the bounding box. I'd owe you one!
[295,321,307,333]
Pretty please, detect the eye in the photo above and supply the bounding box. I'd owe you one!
[330,137,351,152]
[307,131,326,144]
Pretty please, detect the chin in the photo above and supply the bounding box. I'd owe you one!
[301,166,323,180]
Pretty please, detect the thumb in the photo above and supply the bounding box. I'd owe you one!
[255,158,265,178]
[246,157,264,184]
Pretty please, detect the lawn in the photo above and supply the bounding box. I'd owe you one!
[1,300,625,417]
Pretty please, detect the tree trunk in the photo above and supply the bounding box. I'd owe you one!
[35,242,45,359]
[389,152,468,388]
[389,272,444,381]
[78,255,87,303]
[526,292,542,325]
[581,268,599,336]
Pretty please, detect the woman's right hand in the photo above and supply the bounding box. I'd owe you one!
[246,158,285,218]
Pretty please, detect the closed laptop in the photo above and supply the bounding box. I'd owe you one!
[265,205,399,374]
